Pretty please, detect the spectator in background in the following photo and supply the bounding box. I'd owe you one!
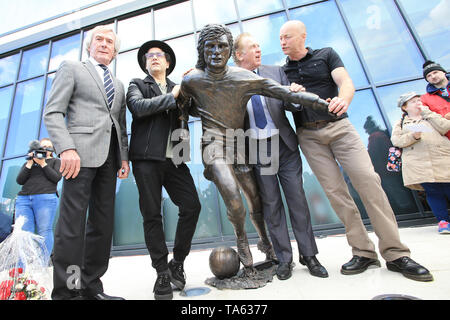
[391,92,450,234]
[15,138,61,264]
[421,60,450,140]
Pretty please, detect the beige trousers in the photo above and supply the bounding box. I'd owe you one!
[297,118,410,262]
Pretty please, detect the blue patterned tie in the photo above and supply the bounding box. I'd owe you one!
[99,64,115,109]
[251,95,267,129]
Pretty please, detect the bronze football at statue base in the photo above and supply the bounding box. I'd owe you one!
[206,245,278,290]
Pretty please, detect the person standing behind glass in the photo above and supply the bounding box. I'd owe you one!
[15,138,62,264]
[391,92,450,234]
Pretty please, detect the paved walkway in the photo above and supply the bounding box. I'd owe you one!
[100,224,449,301]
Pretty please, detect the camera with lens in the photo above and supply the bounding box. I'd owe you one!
[26,140,50,160]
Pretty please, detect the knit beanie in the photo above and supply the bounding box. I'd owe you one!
[423,60,446,78]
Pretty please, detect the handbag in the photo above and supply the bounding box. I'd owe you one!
[386,146,402,172]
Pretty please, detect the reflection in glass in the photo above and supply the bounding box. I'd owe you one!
[39,73,55,140]
[286,0,318,8]
[118,13,152,51]
[113,167,145,246]
[340,0,424,84]
[236,0,283,19]
[241,12,288,66]
[0,86,14,155]
[0,54,20,86]
[5,77,44,157]
[18,45,49,80]
[398,0,450,68]
[289,1,368,87]
[164,121,220,241]
[155,1,193,40]
[116,49,146,133]
[166,35,197,85]
[193,0,237,29]
[376,79,428,129]
[347,89,418,216]
[49,33,81,71]
[0,158,24,239]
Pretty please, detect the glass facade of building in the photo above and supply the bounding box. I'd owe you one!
[0,0,448,252]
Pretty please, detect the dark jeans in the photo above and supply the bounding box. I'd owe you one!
[422,182,450,222]
[132,159,201,272]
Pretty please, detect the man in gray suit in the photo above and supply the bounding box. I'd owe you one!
[44,25,130,300]
[233,33,327,280]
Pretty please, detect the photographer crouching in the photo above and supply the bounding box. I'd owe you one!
[15,138,62,265]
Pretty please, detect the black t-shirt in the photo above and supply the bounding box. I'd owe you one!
[16,158,62,196]
[283,47,348,128]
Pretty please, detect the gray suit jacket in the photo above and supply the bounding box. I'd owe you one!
[44,60,128,168]
[251,64,299,151]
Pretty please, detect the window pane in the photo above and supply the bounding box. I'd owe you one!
[376,79,428,129]
[241,12,288,66]
[289,1,369,87]
[340,0,424,84]
[155,2,193,40]
[398,0,450,68]
[115,49,146,133]
[236,0,283,19]
[5,77,45,156]
[286,0,319,7]
[164,121,220,241]
[0,86,14,155]
[118,13,152,51]
[347,89,418,216]
[165,34,197,84]
[39,73,55,140]
[0,54,20,86]
[18,45,49,80]
[113,167,145,246]
[0,158,24,240]
[193,0,237,28]
[49,33,81,71]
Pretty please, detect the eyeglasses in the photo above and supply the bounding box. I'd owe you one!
[145,52,166,59]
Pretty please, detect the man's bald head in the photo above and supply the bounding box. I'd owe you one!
[280,20,307,60]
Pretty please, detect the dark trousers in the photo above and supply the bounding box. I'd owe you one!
[51,130,119,299]
[132,159,201,273]
[254,136,318,263]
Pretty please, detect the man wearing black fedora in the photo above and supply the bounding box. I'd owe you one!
[126,40,201,300]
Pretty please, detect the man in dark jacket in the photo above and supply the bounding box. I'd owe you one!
[126,40,201,300]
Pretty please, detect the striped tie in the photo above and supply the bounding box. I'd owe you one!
[99,64,115,109]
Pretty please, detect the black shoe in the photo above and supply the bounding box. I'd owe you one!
[341,255,381,275]
[168,259,186,290]
[85,292,125,300]
[386,256,433,282]
[299,255,328,278]
[154,272,173,300]
[276,262,292,280]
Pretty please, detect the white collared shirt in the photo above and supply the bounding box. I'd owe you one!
[246,68,278,139]
[89,56,111,81]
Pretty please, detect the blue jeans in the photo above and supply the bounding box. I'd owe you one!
[15,193,58,264]
[422,183,450,222]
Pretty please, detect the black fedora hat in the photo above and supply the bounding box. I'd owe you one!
[137,40,176,75]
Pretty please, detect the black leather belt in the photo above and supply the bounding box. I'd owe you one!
[302,118,342,130]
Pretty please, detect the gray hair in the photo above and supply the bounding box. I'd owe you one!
[84,25,121,61]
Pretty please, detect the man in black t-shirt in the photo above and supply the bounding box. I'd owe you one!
[279,20,433,282]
